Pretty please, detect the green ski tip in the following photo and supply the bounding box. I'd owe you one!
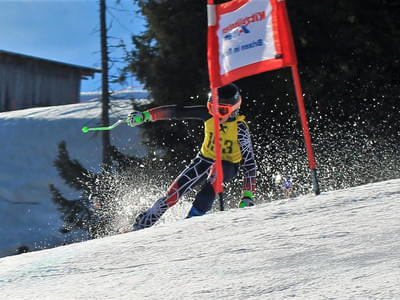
[82,126,89,133]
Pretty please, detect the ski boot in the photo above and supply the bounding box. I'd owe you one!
[186,206,206,219]
[133,197,169,231]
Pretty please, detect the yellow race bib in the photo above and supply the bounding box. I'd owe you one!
[200,115,247,163]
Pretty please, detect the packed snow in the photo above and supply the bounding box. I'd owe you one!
[0,178,399,299]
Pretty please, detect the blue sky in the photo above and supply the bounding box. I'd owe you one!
[0,0,145,92]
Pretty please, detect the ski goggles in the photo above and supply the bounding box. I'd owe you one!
[207,98,242,118]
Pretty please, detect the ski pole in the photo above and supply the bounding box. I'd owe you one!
[218,193,224,211]
[81,119,127,133]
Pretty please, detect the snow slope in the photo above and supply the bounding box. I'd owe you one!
[0,101,146,257]
[0,179,399,299]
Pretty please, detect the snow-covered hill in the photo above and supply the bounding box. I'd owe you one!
[0,179,399,299]
[0,101,147,257]
[80,88,150,104]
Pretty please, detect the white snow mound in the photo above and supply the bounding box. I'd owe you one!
[0,179,399,299]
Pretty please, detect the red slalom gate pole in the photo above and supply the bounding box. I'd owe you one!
[291,65,321,195]
[211,87,225,210]
[208,0,224,210]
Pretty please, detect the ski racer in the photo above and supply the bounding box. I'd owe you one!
[127,83,257,230]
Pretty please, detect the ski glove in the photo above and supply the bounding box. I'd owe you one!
[239,190,255,208]
[127,111,152,127]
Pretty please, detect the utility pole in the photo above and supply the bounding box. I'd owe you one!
[100,0,111,169]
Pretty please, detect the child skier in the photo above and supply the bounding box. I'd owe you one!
[127,83,257,230]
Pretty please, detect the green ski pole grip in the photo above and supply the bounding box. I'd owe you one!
[81,119,127,133]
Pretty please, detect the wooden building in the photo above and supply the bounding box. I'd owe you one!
[0,50,100,111]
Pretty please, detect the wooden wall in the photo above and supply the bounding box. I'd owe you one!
[0,56,82,111]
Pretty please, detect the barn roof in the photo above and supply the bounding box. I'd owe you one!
[0,50,101,79]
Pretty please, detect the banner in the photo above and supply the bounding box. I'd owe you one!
[208,0,297,87]
[207,0,320,195]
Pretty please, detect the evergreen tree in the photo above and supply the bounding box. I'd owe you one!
[120,0,210,170]
[50,141,110,238]
[285,0,400,128]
